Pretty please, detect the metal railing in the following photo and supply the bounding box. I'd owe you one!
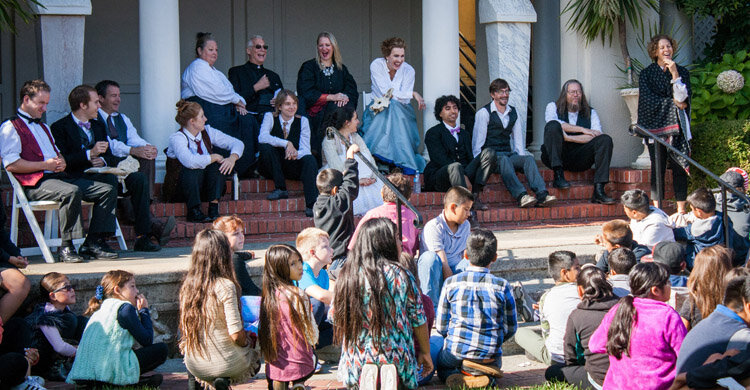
[631,123,750,246]
[459,32,477,112]
[325,127,423,236]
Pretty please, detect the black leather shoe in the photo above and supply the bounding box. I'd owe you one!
[553,168,571,189]
[267,189,289,201]
[79,240,119,259]
[212,377,230,390]
[305,207,314,218]
[591,183,616,205]
[472,196,489,211]
[208,202,220,220]
[58,245,84,263]
[151,216,176,246]
[134,236,160,252]
[187,207,212,223]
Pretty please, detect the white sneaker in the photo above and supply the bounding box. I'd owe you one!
[359,363,378,390]
[380,364,398,390]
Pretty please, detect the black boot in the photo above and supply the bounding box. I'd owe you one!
[553,168,570,189]
[187,206,212,223]
[208,202,220,220]
[591,183,616,205]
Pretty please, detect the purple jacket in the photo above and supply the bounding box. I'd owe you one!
[589,297,687,390]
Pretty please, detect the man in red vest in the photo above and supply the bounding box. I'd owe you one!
[0,80,118,263]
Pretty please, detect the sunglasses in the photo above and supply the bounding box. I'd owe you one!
[254,44,269,50]
[53,284,74,293]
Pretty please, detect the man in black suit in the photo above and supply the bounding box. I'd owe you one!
[228,35,284,125]
[52,85,170,254]
[423,95,496,210]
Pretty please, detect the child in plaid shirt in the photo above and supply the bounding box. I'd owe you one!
[435,228,517,388]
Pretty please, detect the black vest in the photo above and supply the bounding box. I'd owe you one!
[558,109,592,130]
[270,115,302,150]
[482,102,517,153]
[97,112,129,143]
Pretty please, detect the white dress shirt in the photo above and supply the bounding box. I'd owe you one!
[181,58,246,106]
[472,102,526,157]
[258,112,312,159]
[444,121,460,142]
[166,124,244,169]
[0,109,58,170]
[98,109,151,158]
[369,57,415,104]
[544,102,602,131]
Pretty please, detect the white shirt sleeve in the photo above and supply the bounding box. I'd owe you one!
[393,63,415,103]
[511,111,527,156]
[168,131,212,169]
[369,58,388,98]
[297,117,311,158]
[0,120,23,167]
[590,108,602,131]
[206,125,244,158]
[181,59,246,106]
[545,102,561,124]
[121,114,150,148]
[472,108,490,157]
[258,112,289,148]
[370,58,414,104]
[672,77,688,102]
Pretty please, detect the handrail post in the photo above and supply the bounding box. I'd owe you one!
[654,144,663,210]
[396,198,403,239]
[722,187,730,247]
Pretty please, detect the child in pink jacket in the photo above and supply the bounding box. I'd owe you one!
[589,262,687,390]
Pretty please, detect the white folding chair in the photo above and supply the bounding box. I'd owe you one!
[362,91,372,109]
[7,171,127,263]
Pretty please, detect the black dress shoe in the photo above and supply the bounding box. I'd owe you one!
[134,236,160,252]
[79,240,119,259]
[187,207,212,223]
[591,183,616,205]
[208,202,220,220]
[472,196,489,211]
[58,246,84,263]
[305,207,314,218]
[151,216,176,246]
[553,168,571,189]
[212,377,230,390]
[267,189,289,201]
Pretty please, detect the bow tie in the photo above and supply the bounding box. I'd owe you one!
[449,127,460,135]
[78,121,91,130]
[17,112,41,124]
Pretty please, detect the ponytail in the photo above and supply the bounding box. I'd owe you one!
[606,262,669,359]
[83,270,134,316]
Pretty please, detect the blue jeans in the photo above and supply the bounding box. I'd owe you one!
[417,251,469,306]
[417,335,445,385]
[496,152,548,200]
[436,348,502,382]
[310,297,333,348]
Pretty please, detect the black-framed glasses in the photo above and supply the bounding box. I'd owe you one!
[53,284,74,293]
[254,44,269,50]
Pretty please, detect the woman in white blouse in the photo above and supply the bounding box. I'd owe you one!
[165,100,244,223]
[361,37,426,175]
[322,106,383,216]
[181,32,256,178]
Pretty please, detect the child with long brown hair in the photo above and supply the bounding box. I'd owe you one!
[26,272,87,380]
[180,229,260,390]
[213,215,260,296]
[589,262,686,390]
[259,244,318,390]
[66,270,167,387]
[679,245,733,330]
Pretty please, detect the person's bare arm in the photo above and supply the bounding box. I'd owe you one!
[6,158,56,174]
[436,250,452,279]
[304,285,333,305]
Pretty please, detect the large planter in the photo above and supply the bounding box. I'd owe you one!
[620,87,651,169]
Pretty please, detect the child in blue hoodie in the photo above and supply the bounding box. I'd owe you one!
[674,188,727,269]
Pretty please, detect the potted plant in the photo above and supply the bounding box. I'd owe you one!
[561,0,659,168]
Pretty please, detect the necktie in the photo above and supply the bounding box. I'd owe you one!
[78,121,91,130]
[449,126,460,135]
[195,139,204,155]
[106,115,119,139]
[282,121,289,139]
[17,112,41,124]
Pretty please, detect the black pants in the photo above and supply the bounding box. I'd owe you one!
[545,364,597,390]
[430,148,496,193]
[647,143,688,202]
[33,312,88,376]
[258,143,319,208]
[541,121,613,184]
[92,172,152,236]
[134,342,169,373]
[0,352,27,389]
[135,157,156,201]
[179,163,225,210]
[0,317,32,355]
[24,173,117,241]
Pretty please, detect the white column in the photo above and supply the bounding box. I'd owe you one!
[422,0,460,131]
[139,0,180,182]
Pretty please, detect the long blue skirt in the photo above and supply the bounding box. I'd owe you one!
[361,100,425,175]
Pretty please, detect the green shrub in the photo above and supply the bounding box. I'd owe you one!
[689,119,750,191]
[690,50,750,123]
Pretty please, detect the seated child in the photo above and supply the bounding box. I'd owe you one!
[0,331,41,390]
[515,251,581,365]
[594,219,650,272]
[545,266,618,389]
[589,262,687,390]
[716,168,750,265]
[651,241,688,287]
[436,228,515,388]
[621,189,675,248]
[607,248,636,297]
[313,143,360,276]
[674,188,726,269]
[260,244,318,389]
[673,347,750,390]
[67,270,168,387]
[418,186,474,305]
[296,227,334,348]
[27,272,87,380]
[676,272,750,374]
[213,216,261,296]
[349,172,419,256]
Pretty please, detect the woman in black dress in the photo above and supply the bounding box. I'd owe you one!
[296,31,358,164]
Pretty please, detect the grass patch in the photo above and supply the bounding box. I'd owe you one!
[466,381,581,390]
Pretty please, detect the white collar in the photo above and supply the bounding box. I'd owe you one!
[490,101,512,118]
[443,121,459,130]
[71,112,89,127]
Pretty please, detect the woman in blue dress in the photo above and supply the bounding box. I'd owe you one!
[362,37,426,175]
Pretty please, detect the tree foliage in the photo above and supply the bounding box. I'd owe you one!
[0,0,42,34]
[675,0,750,61]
